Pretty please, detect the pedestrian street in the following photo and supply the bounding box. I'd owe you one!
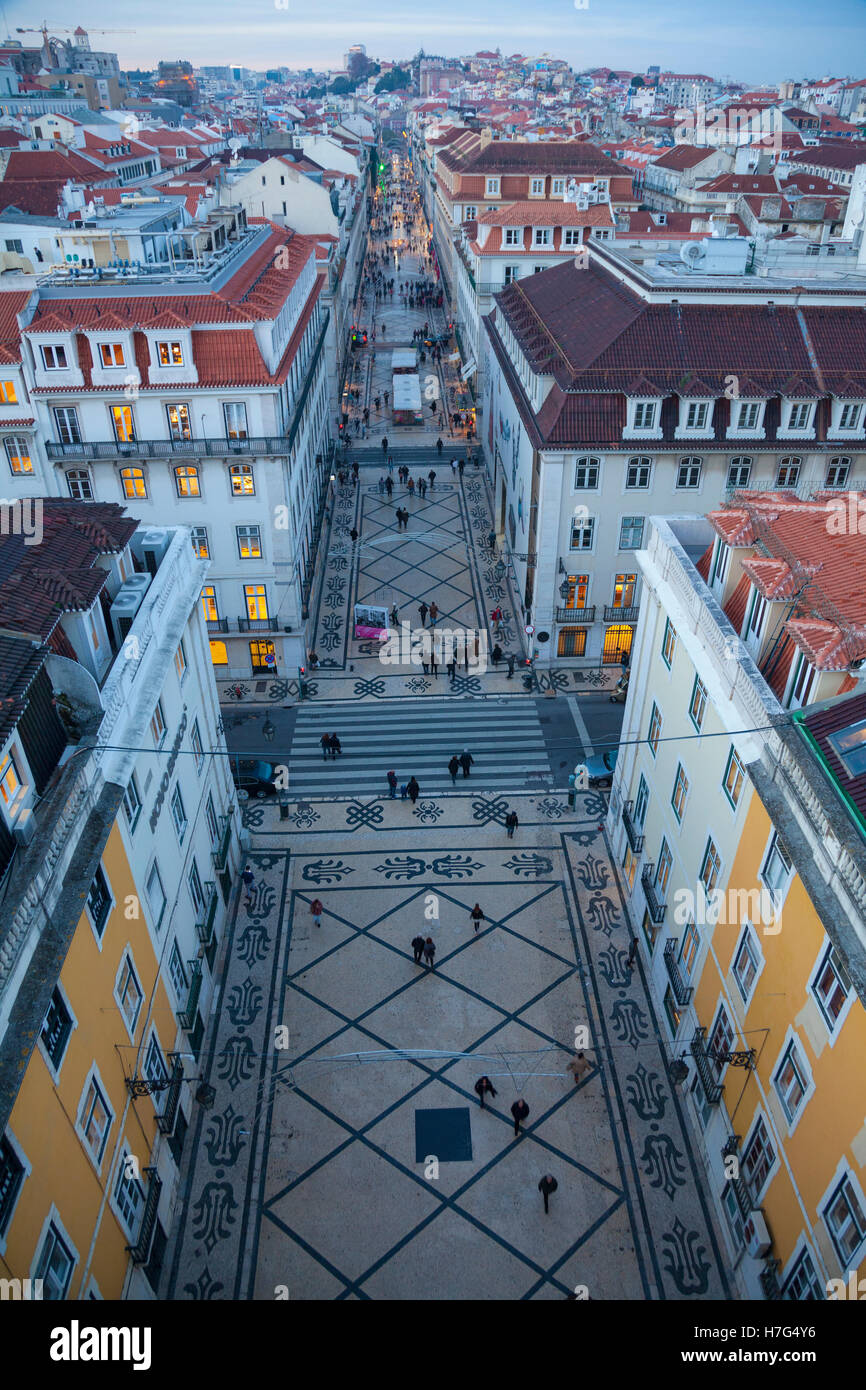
[165,790,733,1301]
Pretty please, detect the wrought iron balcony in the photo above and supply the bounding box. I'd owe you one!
[621,800,644,853]
[156,1057,185,1136]
[555,606,596,624]
[759,1260,782,1300]
[206,617,229,634]
[125,1168,162,1265]
[236,616,280,633]
[177,959,203,1032]
[641,863,667,923]
[195,883,219,947]
[46,435,292,463]
[212,815,232,874]
[690,1026,723,1106]
[663,938,693,1006]
[604,604,640,623]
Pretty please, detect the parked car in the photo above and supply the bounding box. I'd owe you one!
[585,749,618,787]
[232,760,277,799]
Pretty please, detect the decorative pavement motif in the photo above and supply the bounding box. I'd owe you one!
[166,795,732,1301]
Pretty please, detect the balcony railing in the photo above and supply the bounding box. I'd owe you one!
[177,959,203,1032]
[47,436,293,462]
[690,1026,723,1107]
[555,606,596,624]
[156,1056,185,1136]
[212,815,231,874]
[663,938,693,1006]
[621,800,645,854]
[641,863,667,923]
[604,604,640,623]
[206,617,229,634]
[125,1168,162,1265]
[195,883,219,946]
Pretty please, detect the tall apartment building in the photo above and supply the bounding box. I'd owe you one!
[480,235,866,666]
[7,207,333,684]
[606,498,866,1298]
[0,502,241,1298]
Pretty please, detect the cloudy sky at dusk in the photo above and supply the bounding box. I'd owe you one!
[3,0,864,84]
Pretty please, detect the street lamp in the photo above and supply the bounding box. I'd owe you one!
[559,579,571,602]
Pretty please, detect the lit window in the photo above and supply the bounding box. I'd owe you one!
[4,436,32,474]
[200,585,219,622]
[191,527,209,559]
[120,466,146,499]
[236,525,262,559]
[611,573,636,608]
[99,342,125,368]
[0,380,18,403]
[245,583,269,620]
[157,341,184,366]
[175,465,200,497]
[110,404,135,443]
[166,403,192,440]
[229,463,255,495]
[174,639,187,681]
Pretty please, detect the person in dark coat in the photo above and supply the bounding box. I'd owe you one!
[459,749,474,778]
[407,776,420,804]
[506,653,515,679]
[418,601,428,627]
[538,1174,558,1214]
[491,644,503,667]
[469,903,485,933]
[242,865,254,889]
[511,1098,530,1136]
[423,937,436,968]
[411,934,426,964]
[505,810,519,839]
[428,469,436,489]
[329,733,341,758]
[321,731,331,761]
[387,770,398,798]
[448,755,460,785]
[385,475,393,497]
[474,1076,498,1108]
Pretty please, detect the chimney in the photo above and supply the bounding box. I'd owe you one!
[479,126,493,151]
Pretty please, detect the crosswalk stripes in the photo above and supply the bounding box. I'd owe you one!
[288,698,552,796]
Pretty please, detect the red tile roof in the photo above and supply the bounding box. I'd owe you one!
[650,145,718,172]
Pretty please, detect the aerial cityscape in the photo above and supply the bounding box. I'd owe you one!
[0,4,864,1334]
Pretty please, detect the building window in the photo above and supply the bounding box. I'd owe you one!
[503,265,520,284]
[168,941,187,1001]
[671,763,689,822]
[663,985,683,1036]
[786,652,817,710]
[680,920,700,977]
[622,844,638,892]
[5,436,32,474]
[157,341,184,366]
[229,463,255,495]
[166,403,192,440]
[41,986,73,1072]
[573,456,599,489]
[120,466,147,499]
[191,718,204,771]
[485,177,500,196]
[825,456,850,488]
[777,457,800,488]
[66,469,93,500]
[648,702,662,757]
[113,1153,145,1236]
[250,639,276,673]
[530,178,545,195]
[626,457,651,488]
[174,465,200,498]
[676,456,702,488]
[563,227,581,246]
[146,861,167,932]
[99,343,125,368]
[0,750,22,810]
[611,573,636,609]
[86,864,112,938]
[174,639,187,682]
[733,928,760,1002]
[723,747,745,807]
[708,1003,734,1077]
[41,344,68,370]
[78,1074,112,1164]
[188,859,205,918]
[552,178,565,195]
[761,831,792,899]
[0,1134,25,1239]
[782,1248,823,1301]
[811,944,851,1032]
[122,774,142,830]
[560,574,589,609]
[712,541,730,585]
[53,406,81,445]
[170,784,188,842]
[110,404,135,443]
[206,792,219,844]
[742,1117,776,1199]
[699,837,722,894]
[116,953,144,1035]
[633,403,656,430]
[34,1222,75,1299]
[0,379,17,404]
[557,627,587,657]
[237,525,262,559]
[200,586,219,622]
[787,402,811,430]
[245,584,269,620]
[685,402,708,430]
[727,456,751,488]
[689,676,708,730]
[642,908,662,954]
[773,1041,808,1123]
[150,700,166,746]
[570,515,595,550]
[504,227,521,246]
[747,588,767,639]
[210,639,227,666]
[735,401,760,431]
[634,774,649,828]
[619,516,644,549]
[191,526,209,559]
[838,403,862,431]
[144,1034,168,1095]
[661,618,677,668]
[823,1176,866,1265]
[533,227,551,245]
[224,402,248,439]
[655,839,673,896]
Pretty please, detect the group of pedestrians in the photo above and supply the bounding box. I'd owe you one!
[319,732,342,760]
[386,770,421,802]
[447,749,475,782]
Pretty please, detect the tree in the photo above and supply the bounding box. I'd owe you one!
[330,76,352,95]
[630,75,645,89]
[375,67,411,94]
[348,51,373,82]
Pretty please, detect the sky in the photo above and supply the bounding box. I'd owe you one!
[2,0,865,85]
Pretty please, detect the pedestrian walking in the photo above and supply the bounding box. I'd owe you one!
[385,476,393,497]
[390,604,399,627]
[387,769,398,798]
[459,748,474,778]
[505,810,519,839]
[469,903,485,933]
[487,528,496,552]
[446,657,456,682]
[423,936,436,968]
[411,934,426,964]
[242,864,254,890]
[506,653,515,679]
[474,1076,498,1108]
[626,937,638,970]
[418,601,428,627]
[429,646,438,676]
[458,458,465,476]
[329,733,342,758]
[388,457,394,475]
[428,469,436,490]
[538,1174,558,1214]
[566,1051,592,1086]
[619,647,630,674]
[310,897,324,928]
[320,731,331,761]
[407,775,420,804]
[511,1098,530,1136]
[429,601,439,626]
[349,527,358,544]
[408,477,415,496]
[450,457,458,476]
[436,437,443,455]
[382,435,388,455]
[491,643,503,667]
[378,475,385,494]
[448,754,460,785]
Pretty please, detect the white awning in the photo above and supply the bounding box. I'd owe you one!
[391,372,422,410]
[391,349,417,371]
[461,358,477,379]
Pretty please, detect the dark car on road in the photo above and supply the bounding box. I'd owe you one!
[232,760,277,799]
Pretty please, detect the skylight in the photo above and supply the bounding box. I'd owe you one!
[828,719,866,779]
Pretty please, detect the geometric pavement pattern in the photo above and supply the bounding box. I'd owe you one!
[165,800,732,1300]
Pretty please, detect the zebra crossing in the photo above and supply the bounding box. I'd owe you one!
[288,698,552,796]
